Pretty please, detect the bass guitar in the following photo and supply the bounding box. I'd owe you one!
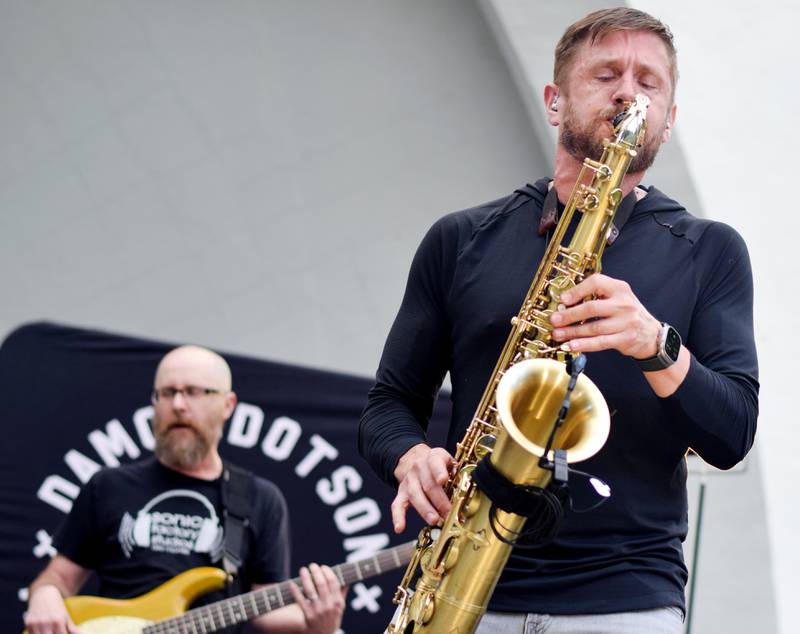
[24,540,415,634]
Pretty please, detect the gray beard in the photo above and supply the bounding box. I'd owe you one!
[154,427,210,470]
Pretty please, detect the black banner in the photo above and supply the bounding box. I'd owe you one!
[0,322,450,633]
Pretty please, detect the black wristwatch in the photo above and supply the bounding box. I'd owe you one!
[634,322,682,372]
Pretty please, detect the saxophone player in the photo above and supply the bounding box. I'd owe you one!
[359,7,758,634]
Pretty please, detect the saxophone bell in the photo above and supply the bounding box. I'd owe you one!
[493,357,609,487]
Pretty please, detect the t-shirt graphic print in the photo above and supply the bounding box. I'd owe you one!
[118,488,224,560]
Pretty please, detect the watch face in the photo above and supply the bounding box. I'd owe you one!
[664,327,681,361]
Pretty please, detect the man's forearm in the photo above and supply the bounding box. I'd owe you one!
[25,559,90,634]
[28,554,91,601]
[248,604,306,633]
[30,575,70,599]
[643,345,691,397]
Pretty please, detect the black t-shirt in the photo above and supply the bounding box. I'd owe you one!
[359,180,759,615]
[55,457,290,610]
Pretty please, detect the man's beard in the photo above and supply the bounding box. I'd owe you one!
[560,101,665,174]
[154,419,213,470]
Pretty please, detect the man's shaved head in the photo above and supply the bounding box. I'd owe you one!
[154,345,233,392]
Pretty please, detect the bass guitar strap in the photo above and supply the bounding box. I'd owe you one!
[220,462,255,579]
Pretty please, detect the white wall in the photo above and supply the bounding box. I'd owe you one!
[0,0,548,376]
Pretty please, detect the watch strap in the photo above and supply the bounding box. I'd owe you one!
[634,322,681,372]
[635,354,672,372]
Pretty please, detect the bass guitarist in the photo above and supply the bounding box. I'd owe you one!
[25,345,346,634]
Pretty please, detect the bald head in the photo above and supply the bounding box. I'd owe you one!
[154,345,233,392]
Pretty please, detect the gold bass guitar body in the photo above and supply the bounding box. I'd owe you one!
[387,95,650,634]
[27,567,226,634]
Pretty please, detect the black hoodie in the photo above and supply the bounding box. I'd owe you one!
[359,178,758,614]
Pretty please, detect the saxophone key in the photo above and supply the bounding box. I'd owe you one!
[606,188,623,210]
[474,434,495,459]
[463,486,482,518]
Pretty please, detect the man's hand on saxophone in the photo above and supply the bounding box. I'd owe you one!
[391,444,454,534]
[549,272,660,357]
[549,272,690,397]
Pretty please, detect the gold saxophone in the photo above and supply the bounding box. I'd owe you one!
[386,94,650,634]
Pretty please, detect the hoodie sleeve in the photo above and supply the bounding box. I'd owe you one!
[664,222,759,469]
[358,216,457,486]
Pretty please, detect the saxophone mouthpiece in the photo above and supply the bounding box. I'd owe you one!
[613,94,650,148]
[611,107,629,129]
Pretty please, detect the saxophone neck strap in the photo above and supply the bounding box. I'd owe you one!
[538,182,640,246]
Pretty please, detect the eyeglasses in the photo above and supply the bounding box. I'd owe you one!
[152,386,225,402]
